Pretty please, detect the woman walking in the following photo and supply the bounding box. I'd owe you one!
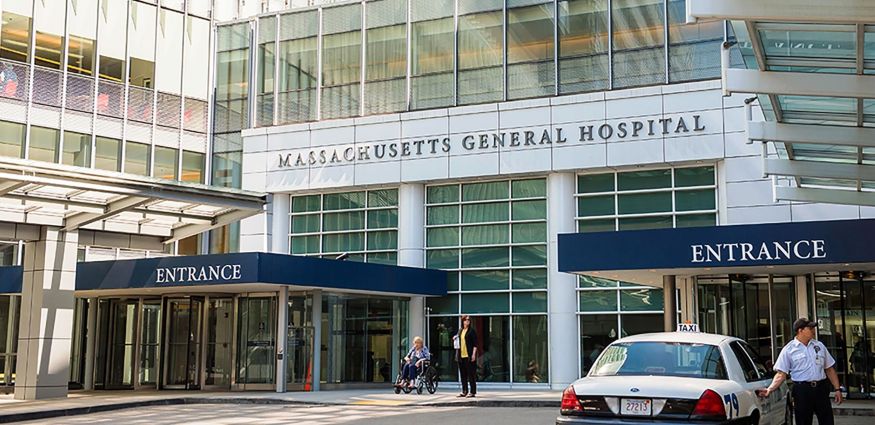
[454,315,478,398]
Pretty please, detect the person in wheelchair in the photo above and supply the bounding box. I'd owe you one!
[398,336,430,390]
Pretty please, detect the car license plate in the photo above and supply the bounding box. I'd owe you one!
[620,399,652,416]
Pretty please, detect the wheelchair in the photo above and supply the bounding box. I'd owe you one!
[393,355,439,395]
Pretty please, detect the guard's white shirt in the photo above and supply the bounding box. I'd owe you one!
[773,338,835,382]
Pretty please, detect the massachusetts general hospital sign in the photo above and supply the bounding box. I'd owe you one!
[277,114,707,168]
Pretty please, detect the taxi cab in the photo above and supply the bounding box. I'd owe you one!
[557,330,790,425]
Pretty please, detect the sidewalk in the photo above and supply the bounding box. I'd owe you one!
[0,388,871,423]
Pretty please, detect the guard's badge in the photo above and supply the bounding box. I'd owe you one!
[814,345,821,353]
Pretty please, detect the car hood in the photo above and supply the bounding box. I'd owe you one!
[572,375,734,399]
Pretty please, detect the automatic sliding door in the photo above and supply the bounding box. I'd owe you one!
[236,296,276,389]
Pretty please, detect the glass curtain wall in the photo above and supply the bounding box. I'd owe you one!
[364,0,407,115]
[62,131,91,167]
[277,11,318,124]
[66,0,97,114]
[0,121,25,159]
[321,4,361,119]
[410,0,454,109]
[290,189,399,265]
[425,178,549,384]
[182,15,210,135]
[96,0,127,121]
[558,0,609,93]
[667,0,723,82]
[155,7,184,130]
[0,0,32,63]
[457,0,504,105]
[127,1,156,129]
[612,0,665,88]
[507,0,555,100]
[256,15,276,127]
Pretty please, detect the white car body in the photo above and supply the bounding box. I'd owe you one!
[557,332,790,425]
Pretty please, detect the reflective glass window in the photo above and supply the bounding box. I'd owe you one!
[128,1,156,88]
[558,0,609,93]
[156,8,183,94]
[0,120,24,158]
[278,11,318,124]
[612,0,665,88]
[512,316,548,382]
[124,141,151,176]
[458,1,503,105]
[97,0,126,82]
[29,126,59,163]
[507,1,555,100]
[411,0,454,110]
[33,0,65,70]
[0,1,32,63]
[364,0,407,115]
[256,15,276,127]
[215,23,250,133]
[181,150,204,183]
[94,136,121,171]
[321,4,362,119]
[62,131,91,167]
[154,146,178,180]
[667,0,722,82]
[67,0,97,75]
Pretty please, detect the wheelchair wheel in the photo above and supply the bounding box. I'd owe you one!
[426,378,438,394]
[416,383,423,395]
[394,386,401,394]
[402,385,413,394]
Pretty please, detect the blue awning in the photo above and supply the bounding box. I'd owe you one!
[0,253,447,297]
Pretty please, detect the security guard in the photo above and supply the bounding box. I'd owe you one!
[759,318,843,425]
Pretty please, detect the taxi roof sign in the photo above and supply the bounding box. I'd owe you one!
[677,323,699,332]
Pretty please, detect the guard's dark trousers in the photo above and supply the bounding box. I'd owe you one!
[458,359,477,395]
[792,379,834,425]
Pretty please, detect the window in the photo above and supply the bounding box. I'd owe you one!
[97,0,125,82]
[215,23,250,133]
[410,0,454,110]
[612,0,665,88]
[507,1,555,100]
[730,341,762,382]
[128,1,156,88]
[124,141,151,176]
[277,11,318,124]
[458,1,504,105]
[156,8,184,94]
[181,150,205,183]
[739,340,770,376]
[256,15,276,127]
[0,5,32,63]
[62,131,91,167]
[364,0,407,115]
[290,189,399,265]
[154,146,179,180]
[28,126,59,163]
[33,0,64,70]
[94,136,121,172]
[513,315,549,383]
[182,16,210,100]
[667,0,722,82]
[0,121,24,158]
[67,0,97,76]
[590,342,727,379]
[321,4,362,119]
[558,0,609,93]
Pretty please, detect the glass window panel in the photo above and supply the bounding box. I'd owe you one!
[324,192,366,210]
[612,0,665,88]
[28,126,59,163]
[0,10,32,63]
[578,218,615,233]
[291,235,320,254]
[445,271,459,291]
[322,232,364,252]
[367,230,398,250]
[365,4,406,115]
[291,214,320,234]
[411,16,454,109]
[427,205,459,225]
[617,192,672,214]
[667,0,722,82]
[462,181,509,201]
[462,270,509,291]
[97,0,126,81]
[676,213,716,228]
[292,195,321,213]
[621,288,665,311]
[760,27,856,60]
[512,245,547,266]
[427,227,459,247]
[579,275,618,288]
[128,1,156,87]
[154,146,178,180]
[321,5,362,119]
[462,202,509,223]
[512,269,547,289]
[580,314,618,373]
[367,189,398,207]
[511,178,546,198]
[513,293,547,314]
[181,150,204,183]
[511,200,546,220]
[427,295,458,315]
[512,223,546,243]
[427,184,459,203]
[0,121,25,158]
[124,141,150,176]
[461,247,509,268]
[462,224,509,245]
[67,0,97,75]
[461,293,509,314]
[183,16,210,99]
[675,189,715,212]
[674,166,714,187]
[322,211,365,232]
[156,9,183,93]
[427,248,459,269]
[507,4,555,100]
[579,291,618,311]
[33,0,64,70]
[367,209,398,229]
[620,313,664,338]
[67,35,95,76]
[618,169,671,190]
[618,215,672,230]
[277,35,318,123]
[458,11,504,105]
[62,131,91,167]
[367,251,397,265]
[577,173,614,193]
[577,195,615,217]
[558,0,609,93]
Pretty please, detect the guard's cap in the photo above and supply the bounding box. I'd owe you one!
[793,317,817,333]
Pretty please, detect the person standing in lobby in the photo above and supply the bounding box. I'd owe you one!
[454,315,478,398]
[758,318,843,425]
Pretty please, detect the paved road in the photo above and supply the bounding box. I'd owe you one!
[15,404,873,425]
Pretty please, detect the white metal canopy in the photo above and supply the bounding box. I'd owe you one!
[0,157,265,243]
[691,0,875,207]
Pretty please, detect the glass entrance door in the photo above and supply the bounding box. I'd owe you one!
[287,295,313,391]
[105,299,138,389]
[164,298,203,389]
[236,296,277,390]
[205,297,233,389]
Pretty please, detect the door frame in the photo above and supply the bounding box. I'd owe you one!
[162,296,205,390]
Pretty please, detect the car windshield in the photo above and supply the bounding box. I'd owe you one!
[589,341,727,379]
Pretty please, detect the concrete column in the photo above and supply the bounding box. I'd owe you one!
[547,173,578,389]
[270,193,291,254]
[310,290,322,391]
[15,227,78,400]
[83,298,97,391]
[663,275,677,332]
[795,275,810,319]
[276,286,288,392]
[398,183,425,345]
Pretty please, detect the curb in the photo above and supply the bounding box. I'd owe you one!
[0,397,870,422]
